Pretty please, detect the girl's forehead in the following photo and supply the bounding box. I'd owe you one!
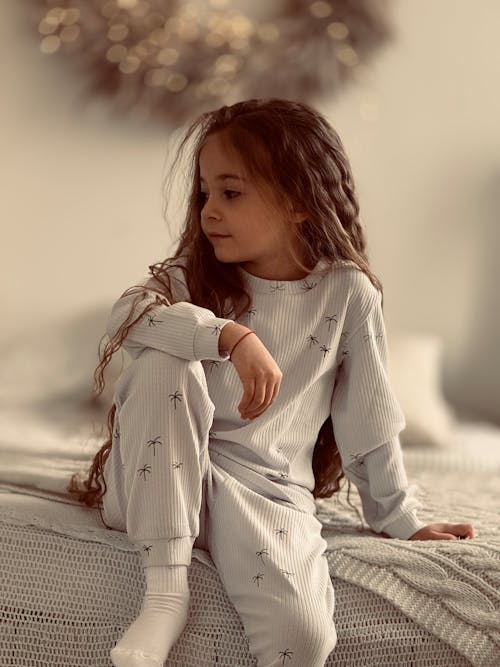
[199,133,246,176]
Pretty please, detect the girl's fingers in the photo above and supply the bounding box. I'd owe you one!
[241,379,280,419]
[251,381,278,417]
[447,523,475,539]
[434,532,458,540]
[244,380,267,413]
[270,380,280,404]
[410,523,476,541]
[238,378,256,414]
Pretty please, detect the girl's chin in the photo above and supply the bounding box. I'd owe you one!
[212,245,240,260]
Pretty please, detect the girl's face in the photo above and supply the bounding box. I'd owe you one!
[199,132,308,280]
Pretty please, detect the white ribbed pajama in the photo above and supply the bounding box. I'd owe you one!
[102,257,424,666]
[103,348,337,667]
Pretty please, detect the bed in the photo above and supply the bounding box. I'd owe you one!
[0,411,499,667]
[0,319,499,666]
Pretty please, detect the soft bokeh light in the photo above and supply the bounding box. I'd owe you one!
[31,0,390,123]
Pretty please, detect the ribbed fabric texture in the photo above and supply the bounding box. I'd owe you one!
[105,257,422,541]
[103,345,339,665]
[344,436,425,539]
[102,348,215,568]
[145,565,189,594]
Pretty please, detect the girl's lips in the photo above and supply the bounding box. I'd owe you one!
[208,233,231,238]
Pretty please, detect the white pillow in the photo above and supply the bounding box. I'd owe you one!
[388,333,457,447]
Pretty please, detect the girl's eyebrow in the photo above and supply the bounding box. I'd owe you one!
[200,173,247,183]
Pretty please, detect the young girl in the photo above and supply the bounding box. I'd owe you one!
[70,98,474,667]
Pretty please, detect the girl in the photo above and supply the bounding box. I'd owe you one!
[70,98,474,667]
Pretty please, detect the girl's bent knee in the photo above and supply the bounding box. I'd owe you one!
[117,349,204,396]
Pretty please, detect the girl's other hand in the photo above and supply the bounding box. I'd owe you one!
[228,331,283,420]
[409,523,475,541]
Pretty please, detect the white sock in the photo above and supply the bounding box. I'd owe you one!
[110,566,190,667]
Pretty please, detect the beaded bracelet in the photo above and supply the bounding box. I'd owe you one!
[229,330,256,360]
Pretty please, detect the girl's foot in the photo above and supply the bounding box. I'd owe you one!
[110,566,190,667]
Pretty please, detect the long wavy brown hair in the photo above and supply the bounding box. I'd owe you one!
[68,98,382,526]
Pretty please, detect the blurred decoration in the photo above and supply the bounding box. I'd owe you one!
[30,0,393,124]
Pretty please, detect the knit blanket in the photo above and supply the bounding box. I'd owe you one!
[317,460,500,667]
[1,458,498,667]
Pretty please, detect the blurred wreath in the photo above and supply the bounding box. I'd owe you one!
[31,0,393,124]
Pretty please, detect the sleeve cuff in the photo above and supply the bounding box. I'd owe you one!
[193,317,234,361]
[381,512,426,540]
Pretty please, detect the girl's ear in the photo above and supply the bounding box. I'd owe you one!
[291,210,308,224]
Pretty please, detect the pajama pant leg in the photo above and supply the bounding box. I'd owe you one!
[208,464,337,667]
[101,348,215,568]
[101,348,337,666]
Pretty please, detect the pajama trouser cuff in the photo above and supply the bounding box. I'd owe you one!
[137,535,196,568]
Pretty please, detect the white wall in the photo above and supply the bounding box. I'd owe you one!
[321,0,500,422]
[2,1,499,423]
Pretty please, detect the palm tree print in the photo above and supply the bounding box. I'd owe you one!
[270,282,286,293]
[113,429,120,439]
[211,324,223,335]
[280,569,295,578]
[301,280,317,291]
[320,344,331,358]
[146,314,163,327]
[274,527,288,539]
[256,547,270,565]
[146,436,163,456]
[208,360,220,373]
[252,572,264,587]
[142,545,153,556]
[278,648,294,664]
[247,306,256,318]
[306,334,319,348]
[279,472,289,479]
[172,461,183,470]
[209,430,217,439]
[325,314,338,331]
[137,464,152,481]
[169,390,183,409]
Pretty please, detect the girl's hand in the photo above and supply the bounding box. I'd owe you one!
[228,331,283,420]
[409,523,475,541]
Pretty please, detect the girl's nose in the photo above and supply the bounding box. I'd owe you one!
[202,197,221,222]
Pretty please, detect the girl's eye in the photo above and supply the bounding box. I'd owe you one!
[224,189,240,199]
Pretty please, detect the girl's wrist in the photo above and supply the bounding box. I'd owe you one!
[229,330,256,360]
[218,322,252,355]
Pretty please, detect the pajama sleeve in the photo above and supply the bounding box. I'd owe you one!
[106,266,235,362]
[330,281,422,539]
[330,288,406,465]
[343,436,425,539]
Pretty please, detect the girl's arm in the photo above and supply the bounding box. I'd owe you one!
[344,437,474,540]
[331,287,474,540]
[106,267,249,362]
[107,293,235,361]
[343,435,425,539]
